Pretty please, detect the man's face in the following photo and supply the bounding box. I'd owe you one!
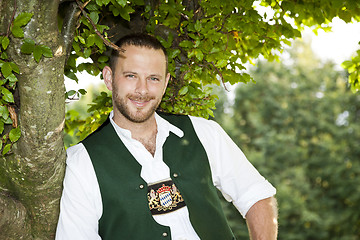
[104,45,169,124]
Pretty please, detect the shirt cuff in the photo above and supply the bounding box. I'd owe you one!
[233,181,276,218]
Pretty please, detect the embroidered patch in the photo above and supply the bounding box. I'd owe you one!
[147,179,186,215]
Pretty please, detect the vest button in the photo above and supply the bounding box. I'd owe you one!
[162,232,168,237]
[139,184,144,189]
[173,173,178,178]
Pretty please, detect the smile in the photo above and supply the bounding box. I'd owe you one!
[130,98,151,107]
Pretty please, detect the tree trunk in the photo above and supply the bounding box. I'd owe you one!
[0,0,79,238]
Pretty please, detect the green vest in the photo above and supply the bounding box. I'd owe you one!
[82,113,235,240]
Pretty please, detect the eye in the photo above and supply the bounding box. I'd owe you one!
[149,77,160,81]
[125,74,136,78]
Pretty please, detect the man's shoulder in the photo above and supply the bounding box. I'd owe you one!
[67,142,86,155]
[157,112,224,137]
[157,111,190,127]
[157,111,213,124]
[66,142,89,165]
[157,111,188,119]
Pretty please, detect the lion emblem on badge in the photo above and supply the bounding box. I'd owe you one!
[147,179,186,215]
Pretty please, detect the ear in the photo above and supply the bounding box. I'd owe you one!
[163,73,170,93]
[103,66,113,91]
[161,73,170,96]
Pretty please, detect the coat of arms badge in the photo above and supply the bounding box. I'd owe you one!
[147,179,186,215]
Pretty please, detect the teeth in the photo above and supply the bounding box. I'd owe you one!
[131,99,149,107]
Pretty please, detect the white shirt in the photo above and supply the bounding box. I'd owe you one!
[56,112,276,240]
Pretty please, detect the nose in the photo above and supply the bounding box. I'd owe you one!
[135,78,148,95]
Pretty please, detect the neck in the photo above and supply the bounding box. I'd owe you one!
[113,112,157,138]
[112,112,158,156]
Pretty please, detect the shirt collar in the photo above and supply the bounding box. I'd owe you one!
[155,112,184,138]
[109,111,184,139]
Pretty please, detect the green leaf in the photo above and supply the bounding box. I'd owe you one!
[0,105,9,119]
[6,73,17,83]
[0,121,4,134]
[116,0,127,7]
[2,36,10,50]
[2,87,14,103]
[169,49,180,59]
[341,60,353,69]
[39,45,53,58]
[195,50,204,61]
[13,12,33,27]
[4,117,12,124]
[78,36,86,45]
[179,86,189,95]
[89,12,99,24]
[1,52,8,60]
[94,35,105,49]
[216,59,228,68]
[9,62,19,74]
[2,143,11,155]
[194,20,201,32]
[84,48,92,58]
[21,38,35,54]
[1,62,12,78]
[11,26,24,38]
[9,127,21,142]
[33,45,43,63]
[110,5,120,16]
[65,71,78,82]
[87,34,96,47]
[67,90,76,97]
[78,89,87,95]
[119,8,131,21]
[179,40,193,48]
[98,55,109,63]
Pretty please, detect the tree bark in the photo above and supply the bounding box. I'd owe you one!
[0,0,79,238]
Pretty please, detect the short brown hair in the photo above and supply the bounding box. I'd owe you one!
[109,33,168,71]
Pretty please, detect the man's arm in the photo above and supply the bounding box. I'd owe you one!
[56,144,102,240]
[245,197,278,240]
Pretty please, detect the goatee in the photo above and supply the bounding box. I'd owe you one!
[113,92,161,123]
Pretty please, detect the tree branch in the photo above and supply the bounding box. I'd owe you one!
[61,1,81,64]
[75,0,125,53]
[6,0,16,37]
[208,62,229,91]
[0,191,31,239]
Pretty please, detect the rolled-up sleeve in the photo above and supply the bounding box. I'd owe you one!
[55,144,102,240]
[190,116,276,218]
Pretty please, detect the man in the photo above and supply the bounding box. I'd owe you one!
[56,33,278,240]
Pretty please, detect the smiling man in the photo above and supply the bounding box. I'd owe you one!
[56,33,278,240]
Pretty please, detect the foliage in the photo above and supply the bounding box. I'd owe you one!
[62,0,360,141]
[259,0,360,91]
[215,40,360,239]
[3,0,360,146]
[65,84,111,147]
[64,0,304,140]
[342,50,360,93]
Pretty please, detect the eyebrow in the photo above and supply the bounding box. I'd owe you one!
[122,71,137,75]
[122,71,163,78]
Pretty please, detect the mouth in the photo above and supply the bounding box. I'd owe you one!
[129,97,152,108]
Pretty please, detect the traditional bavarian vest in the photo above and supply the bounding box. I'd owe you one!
[82,113,236,240]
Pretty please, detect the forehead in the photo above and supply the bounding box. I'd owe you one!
[121,45,166,63]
